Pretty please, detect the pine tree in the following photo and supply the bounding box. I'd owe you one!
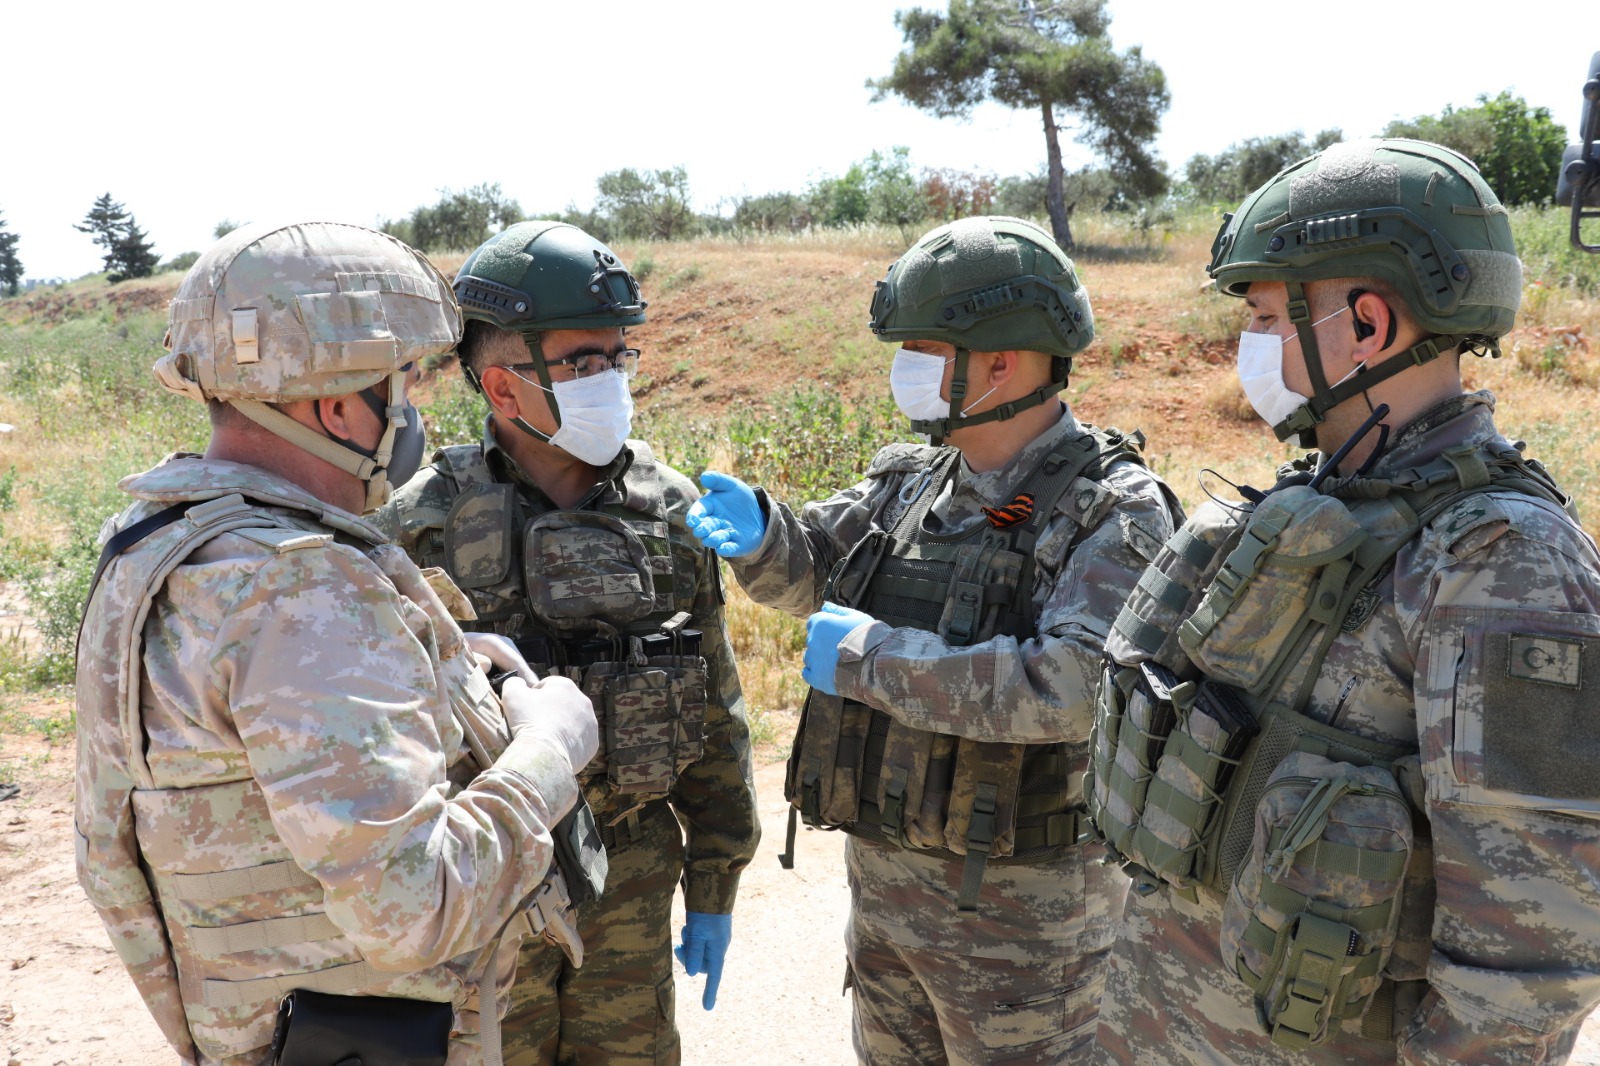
[0,213,22,297]
[110,217,159,282]
[74,193,158,282]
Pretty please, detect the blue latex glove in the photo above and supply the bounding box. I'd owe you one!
[802,602,875,696]
[685,470,765,558]
[674,911,733,1010]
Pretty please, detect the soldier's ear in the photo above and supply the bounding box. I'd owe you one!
[478,365,520,420]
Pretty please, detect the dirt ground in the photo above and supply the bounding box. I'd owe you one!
[1,739,1597,1066]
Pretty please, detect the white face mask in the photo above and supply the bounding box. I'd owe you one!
[889,347,952,421]
[511,368,634,465]
[1236,331,1308,428]
[1235,306,1349,428]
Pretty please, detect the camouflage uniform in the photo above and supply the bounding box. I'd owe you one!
[1092,393,1600,1064]
[375,425,760,1066]
[729,406,1175,1064]
[75,456,580,1066]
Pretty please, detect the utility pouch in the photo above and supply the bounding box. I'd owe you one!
[551,795,609,907]
[944,739,1025,859]
[788,690,870,828]
[586,658,687,796]
[1179,488,1367,694]
[1131,680,1258,888]
[269,988,450,1066]
[1202,703,1410,894]
[936,542,1025,645]
[1087,660,1185,859]
[1219,752,1413,1051]
[873,718,944,849]
[523,512,661,631]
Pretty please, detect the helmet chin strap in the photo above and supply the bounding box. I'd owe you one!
[229,368,407,511]
[907,347,1072,446]
[1271,280,1466,447]
[493,332,563,444]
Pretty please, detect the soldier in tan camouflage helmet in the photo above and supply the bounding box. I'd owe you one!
[75,221,601,1066]
[1087,139,1600,1065]
[686,216,1183,1064]
[372,221,759,1066]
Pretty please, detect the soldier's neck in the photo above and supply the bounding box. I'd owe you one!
[949,399,1065,474]
[206,421,365,515]
[491,420,603,509]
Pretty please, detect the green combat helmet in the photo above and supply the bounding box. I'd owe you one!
[1208,137,1523,445]
[868,215,1094,443]
[452,220,646,425]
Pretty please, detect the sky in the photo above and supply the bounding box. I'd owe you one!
[4,0,1594,280]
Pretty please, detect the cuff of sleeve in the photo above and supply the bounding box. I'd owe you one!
[494,733,581,822]
[834,620,892,703]
[682,869,742,914]
[733,488,783,568]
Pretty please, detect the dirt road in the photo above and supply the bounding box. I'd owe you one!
[1,746,1595,1065]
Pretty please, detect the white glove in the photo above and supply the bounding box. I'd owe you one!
[464,632,537,684]
[499,674,599,770]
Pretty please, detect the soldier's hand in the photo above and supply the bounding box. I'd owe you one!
[802,602,876,696]
[675,911,733,1010]
[464,631,537,684]
[686,470,765,558]
[500,675,598,770]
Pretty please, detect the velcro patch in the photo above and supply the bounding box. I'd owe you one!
[1120,514,1165,562]
[232,527,332,553]
[1058,476,1115,529]
[1505,634,1583,689]
[1483,631,1597,799]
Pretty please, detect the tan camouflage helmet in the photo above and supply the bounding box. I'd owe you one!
[154,222,462,509]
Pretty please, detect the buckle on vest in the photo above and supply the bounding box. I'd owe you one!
[800,768,823,828]
[880,773,908,847]
[966,786,998,852]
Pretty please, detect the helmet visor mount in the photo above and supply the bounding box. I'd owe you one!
[456,250,645,332]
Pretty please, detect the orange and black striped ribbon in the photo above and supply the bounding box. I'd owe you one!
[982,492,1035,529]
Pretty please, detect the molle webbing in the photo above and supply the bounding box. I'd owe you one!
[1096,433,1569,894]
[786,428,1142,909]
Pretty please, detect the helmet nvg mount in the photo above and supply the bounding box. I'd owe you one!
[453,221,646,430]
[869,215,1094,444]
[154,221,461,510]
[1208,137,1523,445]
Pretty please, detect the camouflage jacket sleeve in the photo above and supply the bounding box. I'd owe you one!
[214,543,577,973]
[668,524,761,915]
[1401,493,1600,1064]
[727,448,925,618]
[832,461,1175,744]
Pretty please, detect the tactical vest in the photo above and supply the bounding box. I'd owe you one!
[422,443,708,811]
[74,491,580,1063]
[1086,435,1575,1047]
[783,427,1151,912]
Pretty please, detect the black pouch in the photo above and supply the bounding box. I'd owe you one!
[270,988,451,1066]
[552,794,609,906]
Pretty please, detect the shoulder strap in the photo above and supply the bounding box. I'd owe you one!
[79,494,314,790]
[1013,426,1144,554]
[1273,446,1567,712]
[883,448,962,536]
[436,443,497,491]
[85,501,193,611]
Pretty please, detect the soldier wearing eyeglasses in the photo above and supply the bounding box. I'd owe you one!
[374,222,759,1066]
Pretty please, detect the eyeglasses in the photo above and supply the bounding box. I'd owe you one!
[502,348,641,381]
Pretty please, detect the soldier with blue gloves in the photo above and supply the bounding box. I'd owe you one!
[375,222,759,1065]
[688,216,1182,1065]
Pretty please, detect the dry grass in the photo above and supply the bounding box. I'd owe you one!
[721,582,807,750]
